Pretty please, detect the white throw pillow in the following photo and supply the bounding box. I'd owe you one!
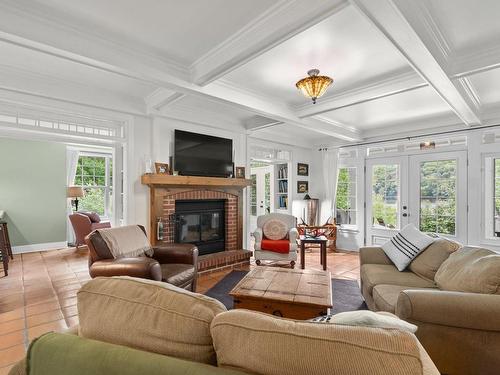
[311,310,417,333]
[382,223,435,271]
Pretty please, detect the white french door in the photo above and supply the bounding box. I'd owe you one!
[249,165,274,234]
[366,151,467,245]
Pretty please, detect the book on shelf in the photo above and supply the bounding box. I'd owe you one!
[278,195,288,209]
[277,166,288,179]
[278,180,288,193]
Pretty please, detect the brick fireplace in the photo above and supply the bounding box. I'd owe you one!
[141,174,252,272]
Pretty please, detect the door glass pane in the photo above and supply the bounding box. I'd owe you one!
[419,159,457,235]
[265,172,271,213]
[372,164,399,229]
[250,174,257,216]
[336,167,357,225]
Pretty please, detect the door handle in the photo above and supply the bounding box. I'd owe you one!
[402,213,408,217]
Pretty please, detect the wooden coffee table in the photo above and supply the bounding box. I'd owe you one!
[230,266,332,320]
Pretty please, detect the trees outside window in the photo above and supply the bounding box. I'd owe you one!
[494,159,500,237]
[371,164,398,228]
[419,160,456,235]
[74,155,113,217]
[336,167,357,226]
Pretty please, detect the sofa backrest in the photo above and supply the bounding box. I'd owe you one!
[435,246,500,294]
[257,213,296,230]
[409,238,461,281]
[77,276,227,365]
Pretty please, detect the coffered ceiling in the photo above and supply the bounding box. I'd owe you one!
[0,0,499,147]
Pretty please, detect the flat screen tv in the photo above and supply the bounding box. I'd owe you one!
[174,130,233,177]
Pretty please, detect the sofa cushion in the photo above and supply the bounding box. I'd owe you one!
[382,224,435,271]
[211,309,434,375]
[373,284,437,314]
[160,263,195,286]
[435,247,500,294]
[78,211,101,223]
[409,238,461,281]
[361,264,436,295]
[77,276,226,365]
[262,219,288,240]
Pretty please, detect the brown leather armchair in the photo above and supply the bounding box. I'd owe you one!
[85,225,198,291]
[69,213,111,250]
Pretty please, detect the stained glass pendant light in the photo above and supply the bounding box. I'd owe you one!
[295,69,333,104]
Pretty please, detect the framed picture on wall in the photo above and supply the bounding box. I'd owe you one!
[297,180,309,194]
[297,163,309,176]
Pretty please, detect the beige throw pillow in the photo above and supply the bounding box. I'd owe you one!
[409,238,461,281]
[435,247,500,294]
[262,219,288,240]
[77,276,226,365]
[211,309,425,375]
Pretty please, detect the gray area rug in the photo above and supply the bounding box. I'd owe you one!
[205,270,367,314]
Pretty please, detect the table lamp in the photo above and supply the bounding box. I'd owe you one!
[67,186,84,212]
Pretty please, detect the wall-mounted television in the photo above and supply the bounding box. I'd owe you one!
[174,130,233,177]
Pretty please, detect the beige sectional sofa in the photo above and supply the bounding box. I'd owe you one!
[360,240,500,375]
[11,276,440,375]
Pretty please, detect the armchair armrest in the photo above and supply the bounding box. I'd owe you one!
[89,257,162,281]
[359,246,393,266]
[152,244,198,266]
[396,290,500,331]
[289,227,299,243]
[253,227,263,243]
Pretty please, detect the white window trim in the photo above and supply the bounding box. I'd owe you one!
[482,152,500,244]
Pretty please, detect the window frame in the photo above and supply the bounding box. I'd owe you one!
[483,153,500,242]
[74,152,113,219]
[336,166,358,228]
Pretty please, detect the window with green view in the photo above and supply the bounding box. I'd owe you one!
[74,155,113,217]
[336,167,356,225]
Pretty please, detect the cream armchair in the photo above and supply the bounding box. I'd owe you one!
[253,213,298,268]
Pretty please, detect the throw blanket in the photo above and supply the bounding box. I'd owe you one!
[97,225,153,258]
[261,239,290,254]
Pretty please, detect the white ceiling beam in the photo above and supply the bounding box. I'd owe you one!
[451,44,500,78]
[190,0,348,85]
[0,4,361,142]
[144,89,185,114]
[244,115,283,131]
[351,0,481,127]
[295,69,426,118]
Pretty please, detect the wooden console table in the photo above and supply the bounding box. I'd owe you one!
[300,235,328,271]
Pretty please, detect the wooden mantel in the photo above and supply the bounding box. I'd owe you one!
[141,174,252,188]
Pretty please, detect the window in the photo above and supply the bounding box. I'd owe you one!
[371,164,399,229]
[486,157,500,239]
[419,160,456,235]
[336,167,356,226]
[74,154,113,217]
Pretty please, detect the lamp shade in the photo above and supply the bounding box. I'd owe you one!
[296,69,333,104]
[67,186,84,198]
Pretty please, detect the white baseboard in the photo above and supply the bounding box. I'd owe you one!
[12,241,68,254]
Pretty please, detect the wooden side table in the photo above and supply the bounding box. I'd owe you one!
[300,235,328,271]
[0,222,13,276]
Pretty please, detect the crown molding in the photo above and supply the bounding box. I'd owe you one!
[190,0,348,85]
[294,69,425,117]
[455,76,482,112]
[451,43,500,78]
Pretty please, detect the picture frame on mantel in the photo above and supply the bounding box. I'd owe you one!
[155,162,169,174]
[297,163,309,176]
[235,166,246,179]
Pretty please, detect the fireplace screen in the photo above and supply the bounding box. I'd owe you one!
[175,200,225,255]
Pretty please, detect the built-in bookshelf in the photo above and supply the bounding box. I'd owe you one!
[275,163,288,210]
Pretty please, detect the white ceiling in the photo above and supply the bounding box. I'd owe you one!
[0,0,500,147]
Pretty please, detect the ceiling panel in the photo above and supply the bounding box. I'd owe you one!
[419,0,500,53]
[0,41,156,98]
[33,0,278,65]
[223,5,411,107]
[318,86,459,130]
[467,69,500,107]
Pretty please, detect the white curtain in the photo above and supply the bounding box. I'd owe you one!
[66,148,80,244]
[320,148,339,224]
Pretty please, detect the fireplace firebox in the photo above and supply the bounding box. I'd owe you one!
[175,199,225,255]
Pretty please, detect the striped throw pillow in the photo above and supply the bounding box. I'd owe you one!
[382,224,435,271]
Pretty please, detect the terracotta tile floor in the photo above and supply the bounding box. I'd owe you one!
[0,247,360,373]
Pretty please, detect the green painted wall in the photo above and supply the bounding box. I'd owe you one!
[0,138,67,247]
